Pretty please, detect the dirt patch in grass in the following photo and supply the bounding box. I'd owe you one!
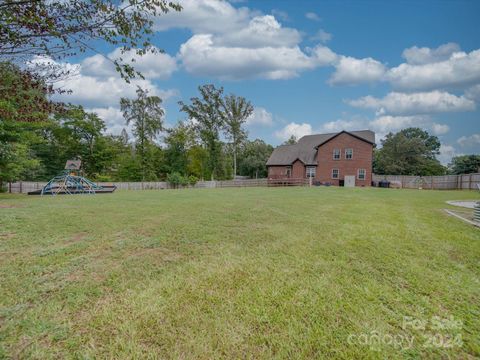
[0,204,21,208]
[131,247,183,263]
[66,232,89,244]
[0,232,16,240]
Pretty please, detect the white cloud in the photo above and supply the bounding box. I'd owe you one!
[275,122,312,141]
[457,133,480,148]
[402,43,460,65]
[305,12,321,21]
[347,91,475,115]
[81,47,177,80]
[438,144,458,165]
[214,15,301,48]
[87,106,127,136]
[246,107,274,126]
[179,34,327,80]
[155,0,339,80]
[319,118,366,133]
[465,84,480,101]
[311,29,332,43]
[329,56,386,85]
[431,123,450,135]
[153,0,253,34]
[387,49,480,90]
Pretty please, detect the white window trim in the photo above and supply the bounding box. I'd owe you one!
[306,166,316,178]
[333,148,340,160]
[357,168,366,180]
[332,168,339,179]
[345,148,353,160]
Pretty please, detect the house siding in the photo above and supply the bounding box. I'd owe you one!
[315,132,373,186]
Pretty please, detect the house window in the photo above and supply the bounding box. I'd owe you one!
[306,166,316,178]
[358,169,366,180]
[333,149,340,160]
[345,148,353,159]
[332,168,339,179]
[285,166,292,177]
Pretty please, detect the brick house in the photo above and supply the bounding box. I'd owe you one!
[266,130,375,187]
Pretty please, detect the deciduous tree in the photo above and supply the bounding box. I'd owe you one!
[120,87,164,180]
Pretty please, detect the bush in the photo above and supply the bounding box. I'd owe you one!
[188,175,198,186]
[167,172,183,188]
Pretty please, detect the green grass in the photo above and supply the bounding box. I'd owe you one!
[0,187,479,359]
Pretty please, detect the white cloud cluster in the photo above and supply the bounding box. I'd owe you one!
[347,91,475,115]
[246,107,274,126]
[46,48,178,135]
[155,0,337,80]
[329,56,386,85]
[457,133,480,148]
[275,122,312,141]
[402,43,460,65]
[387,49,480,91]
[305,12,321,21]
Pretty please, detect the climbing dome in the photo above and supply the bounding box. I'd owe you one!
[28,160,116,196]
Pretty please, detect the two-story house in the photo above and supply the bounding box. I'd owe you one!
[266,130,375,187]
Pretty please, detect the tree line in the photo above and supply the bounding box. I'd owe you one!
[0,63,273,189]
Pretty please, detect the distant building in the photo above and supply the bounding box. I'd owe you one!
[266,130,375,187]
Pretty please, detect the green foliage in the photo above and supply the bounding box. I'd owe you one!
[221,94,252,176]
[0,62,60,122]
[374,127,446,175]
[283,135,297,145]
[179,84,225,180]
[187,175,198,186]
[166,172,185,188]
[121,87,164,181]
[448,155,480,174]
[238,139,274,178]
[0,1,181,81]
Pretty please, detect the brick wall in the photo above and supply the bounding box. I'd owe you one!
[315,132,373,186]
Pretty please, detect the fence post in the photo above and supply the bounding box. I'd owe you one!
[19,181,23,193]
[469,174,472,190]
[8,182,11,193]
[309,177,312,187]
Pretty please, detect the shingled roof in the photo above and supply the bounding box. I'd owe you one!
[266,130,375,166]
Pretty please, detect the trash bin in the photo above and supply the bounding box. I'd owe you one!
[378,180,390,188]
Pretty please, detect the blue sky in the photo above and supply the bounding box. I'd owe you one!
[53,0,480,164]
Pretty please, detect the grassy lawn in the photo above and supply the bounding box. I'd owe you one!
[0,187,479,359]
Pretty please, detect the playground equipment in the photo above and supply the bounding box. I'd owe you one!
[28,160,116,195]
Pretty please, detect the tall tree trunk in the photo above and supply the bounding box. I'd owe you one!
[233,148,237,179]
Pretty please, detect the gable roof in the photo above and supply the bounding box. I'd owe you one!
[266,130,375,166]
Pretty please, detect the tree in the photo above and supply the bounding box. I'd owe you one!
[0,0,181,81]
[374,128,445,176]
[0,120,40,189]
[179,84,225,180]
[283,135,297,145]
[164,121,196,175]
[120,87,164,181]
[237,139,274,178]
[449,155,480,174]
[0,62,62,122]
[220,94,252,178]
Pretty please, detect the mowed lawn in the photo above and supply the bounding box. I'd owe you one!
[0,187,479,359]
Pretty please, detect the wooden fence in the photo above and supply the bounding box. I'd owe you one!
[5,173,478,194]
[5,179,272,194]
[372,173,480,190]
